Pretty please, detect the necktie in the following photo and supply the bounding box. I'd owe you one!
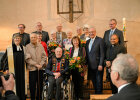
[109,30,114,40]
[89,39,93,52]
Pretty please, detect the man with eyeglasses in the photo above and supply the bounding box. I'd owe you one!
[105,34,126,94]
[12,24,30,46]
[103,19,124,83]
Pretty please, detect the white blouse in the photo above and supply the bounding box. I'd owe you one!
[73,48,79,57]
[17,45,22,51]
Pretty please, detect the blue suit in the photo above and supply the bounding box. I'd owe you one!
[86,36,104,94]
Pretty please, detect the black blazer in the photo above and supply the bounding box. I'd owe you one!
[107,83,140,100]
[105,44,127,62]
[103,28,124,50]
[69,46,86,58]
[33,30,50,43]
[86,36,104,70]
[12,32,30,46]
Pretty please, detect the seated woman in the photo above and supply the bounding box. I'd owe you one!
[1,34,26,100]
[45,47,69,100]
[63,30,73,50]
[69,36,86,100]
[47,31,61,60]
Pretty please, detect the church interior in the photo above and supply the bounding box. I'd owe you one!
[0,0,140,100]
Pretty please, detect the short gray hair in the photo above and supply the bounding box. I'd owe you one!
[112,54,139,83]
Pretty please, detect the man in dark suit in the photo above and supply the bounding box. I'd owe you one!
[103,19,124,48]
[12,24,30,46]
[86,27,104,94]
[33,22,49,43]
[107,54,140,100]
[103,19,124,82]
[105,34,127,94]
[56,24,67,44]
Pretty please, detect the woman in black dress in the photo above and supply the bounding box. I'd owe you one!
[1,34,26,100]
[69,36,86,100]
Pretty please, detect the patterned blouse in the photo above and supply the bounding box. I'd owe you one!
[63,38,72,50]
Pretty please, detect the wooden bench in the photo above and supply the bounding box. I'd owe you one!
[90,94,112,100]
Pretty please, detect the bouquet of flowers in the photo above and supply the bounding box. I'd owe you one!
[48,41,61,50]
[69,56,85,72]
[81,40,86,47]
[64,50,70,59]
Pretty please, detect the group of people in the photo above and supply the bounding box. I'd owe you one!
[0,19,140,100]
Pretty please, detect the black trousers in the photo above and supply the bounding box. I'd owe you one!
[89,69,103,94]
[29,70,44,100]
[106,67,110,81]
[71,68,84,98]
[48,76,63,100]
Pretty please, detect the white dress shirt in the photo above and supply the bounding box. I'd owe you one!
[118,83,130,93]
[73,48,79,57]
[109,28,116,40]
[89,36,96,52]
[17,45,22,51]
[57,32,62,41]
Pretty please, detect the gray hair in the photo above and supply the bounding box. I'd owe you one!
[55,47,62,52]
[30,32,37,37]
[89,27,96,32]
[13,34,22,39]
[112,54,139,83]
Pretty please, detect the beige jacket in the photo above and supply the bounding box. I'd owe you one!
[25,43,47,71]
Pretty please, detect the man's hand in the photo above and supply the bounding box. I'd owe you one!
[53,72,61,79]
[1,74,15,91]
[36,64,42,70]
[98,65,103,71]
[106,61,111,67]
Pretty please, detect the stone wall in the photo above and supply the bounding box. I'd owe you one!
[0,0,140,71]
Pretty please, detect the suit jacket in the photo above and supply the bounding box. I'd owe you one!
[12,32,30,46]
[56,31,67,43]
[86,36,104,70]
[107,83,140,100]
[45,57,69,76]
[33,30,50,43]
[105,44,127,62]
[103,28,124,50]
